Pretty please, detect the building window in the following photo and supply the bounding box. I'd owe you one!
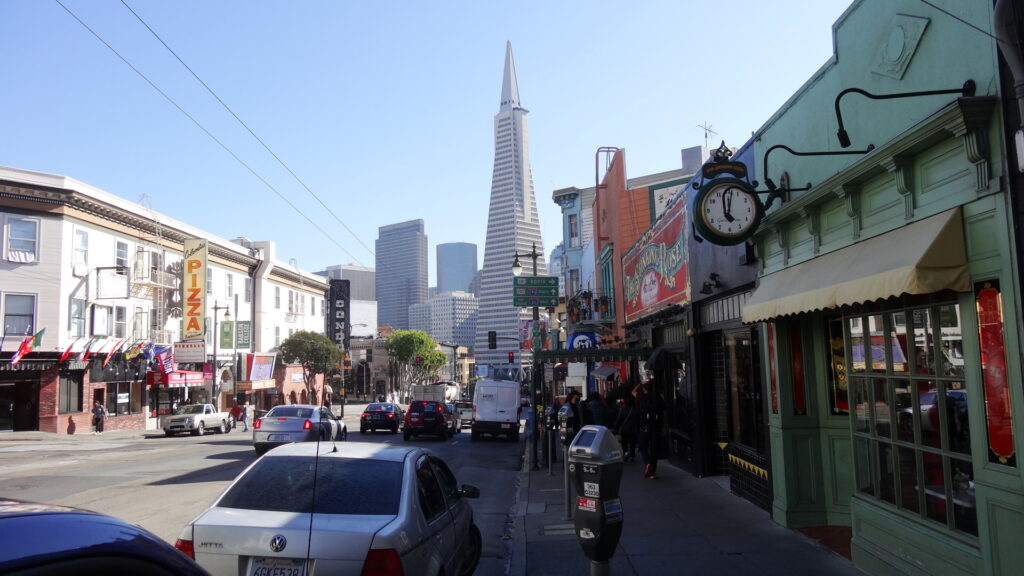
[207,269,213,294]
[70,297,87,338]
[132,307,149,340]
[321,298,325,317]
[92,304,112,336]
[226,274,233,298]
[73,228,89,268]
[847,301,975,536]
[245,278,252,303]
[568,214,580,248]
[3,293,35,336]
[114,306,127,338]
[5,216,39,263]
[275,326,281,347]
[59,372,83,414]
[274,286,281,309]
[288,291,294,313]
[115,241,129,274]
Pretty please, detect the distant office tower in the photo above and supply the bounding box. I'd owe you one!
[474,42,547,366]
[410,291,479,350]
[319,264,375,301]
[437,242,478,293]
[375,220,427,330]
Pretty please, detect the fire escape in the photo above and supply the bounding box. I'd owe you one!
[132,195,177,345]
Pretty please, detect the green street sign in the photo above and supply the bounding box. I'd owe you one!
[513,276,559,306]
[515,276,558,287]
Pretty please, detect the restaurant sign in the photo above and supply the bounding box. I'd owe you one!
[622,196,690,323]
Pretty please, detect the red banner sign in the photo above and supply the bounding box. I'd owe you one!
[622,198,689,323]
[146,370,205,388]
[976,283,1014,464]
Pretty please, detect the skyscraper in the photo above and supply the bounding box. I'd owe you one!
[474,42,547,367]
[437,242,478,294]
[375,219,427,330]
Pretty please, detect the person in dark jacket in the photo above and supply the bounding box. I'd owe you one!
[634,379,668,479]
[565,390,584,442]
[587,393,609,427]
[614,395,639,461]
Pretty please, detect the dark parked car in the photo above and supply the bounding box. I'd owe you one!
[360,402,405,434]
[0,498,210,576]
[404,400,455,440]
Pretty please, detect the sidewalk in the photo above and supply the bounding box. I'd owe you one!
[509,434,866,576]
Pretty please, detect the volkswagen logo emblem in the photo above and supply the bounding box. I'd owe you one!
[270,534,287,553]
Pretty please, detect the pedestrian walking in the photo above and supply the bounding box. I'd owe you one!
[91,400,107,435]
[241,401,252,431]
[229,402,243,429]
[587,392,609,427]
[564,390,584,442]
[614,395,639,462]
[634,379,668,479]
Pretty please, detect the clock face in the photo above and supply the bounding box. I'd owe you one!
[694,178,763,245]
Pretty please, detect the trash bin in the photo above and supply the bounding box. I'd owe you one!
[567,425,624,564]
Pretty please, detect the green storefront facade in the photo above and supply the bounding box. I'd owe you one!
[741,1,1023,574]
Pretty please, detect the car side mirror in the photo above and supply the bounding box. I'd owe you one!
[461,484,481,499]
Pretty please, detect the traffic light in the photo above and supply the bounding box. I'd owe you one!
[488,330,497,349]
[414,356,423,366]
[507,352,515,364]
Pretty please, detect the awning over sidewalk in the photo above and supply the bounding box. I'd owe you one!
[534,347,651,364]
[591,365,619,380]
[742,208,969,323]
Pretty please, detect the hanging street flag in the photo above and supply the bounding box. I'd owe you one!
[77,336,104,362]
[140,342,156,360]
[10,328,45,366]
[123,340,146,361]
[154,345,174,375]
[59,337,87,363]
[102,338,127,368]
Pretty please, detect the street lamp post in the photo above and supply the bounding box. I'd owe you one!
[211,300,231,408]
[512,242,542,471]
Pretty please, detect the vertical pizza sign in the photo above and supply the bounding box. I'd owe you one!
[182,238,208,341]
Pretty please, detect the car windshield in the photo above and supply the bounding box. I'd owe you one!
[218,456,402,515]
[177,405,205,415]
[266,406,316,419]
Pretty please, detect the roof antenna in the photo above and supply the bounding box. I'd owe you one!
[697,121,717,149]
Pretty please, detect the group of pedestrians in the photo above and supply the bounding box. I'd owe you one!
[229,401,252,431]
[562,375,669,480]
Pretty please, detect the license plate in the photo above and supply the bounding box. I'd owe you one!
[501,423,510,429]
[249,557,306,576]
[268,434,289,442]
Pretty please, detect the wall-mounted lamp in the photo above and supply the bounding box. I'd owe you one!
[834,80,975,148]
[759,143,875,210]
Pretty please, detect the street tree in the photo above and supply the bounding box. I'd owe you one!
[277,331,342,404]
[385,330,446,400]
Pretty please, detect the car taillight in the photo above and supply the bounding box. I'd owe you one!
[361,413,368,419]
[361,548,403,576]
[174,538,194,559]
[303,419,313,430]
[385,413,394,419]
[254,419,262,429]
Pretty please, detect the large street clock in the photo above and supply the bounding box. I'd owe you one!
[692,177,764,246]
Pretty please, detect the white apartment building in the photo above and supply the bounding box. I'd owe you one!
[0,166,326,434]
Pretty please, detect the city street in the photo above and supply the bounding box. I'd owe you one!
[0,403,525,576]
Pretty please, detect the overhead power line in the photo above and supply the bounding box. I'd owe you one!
[54,0,368,266]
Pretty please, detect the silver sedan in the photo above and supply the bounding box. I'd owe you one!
[252,404,347,455]
[176,442,482,576]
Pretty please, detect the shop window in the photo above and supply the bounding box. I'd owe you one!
[105,381,139,417]
[848,301,976,537]
[59,371,83,414]
[825,318,849,414]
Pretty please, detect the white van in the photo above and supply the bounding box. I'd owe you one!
[471,378,521,441]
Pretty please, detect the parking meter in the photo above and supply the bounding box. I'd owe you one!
[567,425,624,563]
[558,404,576,446]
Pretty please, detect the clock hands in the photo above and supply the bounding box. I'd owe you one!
[722,187,735,222]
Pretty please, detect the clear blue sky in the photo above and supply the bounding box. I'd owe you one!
[2,0,853,284]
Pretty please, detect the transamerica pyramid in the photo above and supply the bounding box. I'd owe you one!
[474,41,547,369]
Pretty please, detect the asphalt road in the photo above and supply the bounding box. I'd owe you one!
[0,402,525,576]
